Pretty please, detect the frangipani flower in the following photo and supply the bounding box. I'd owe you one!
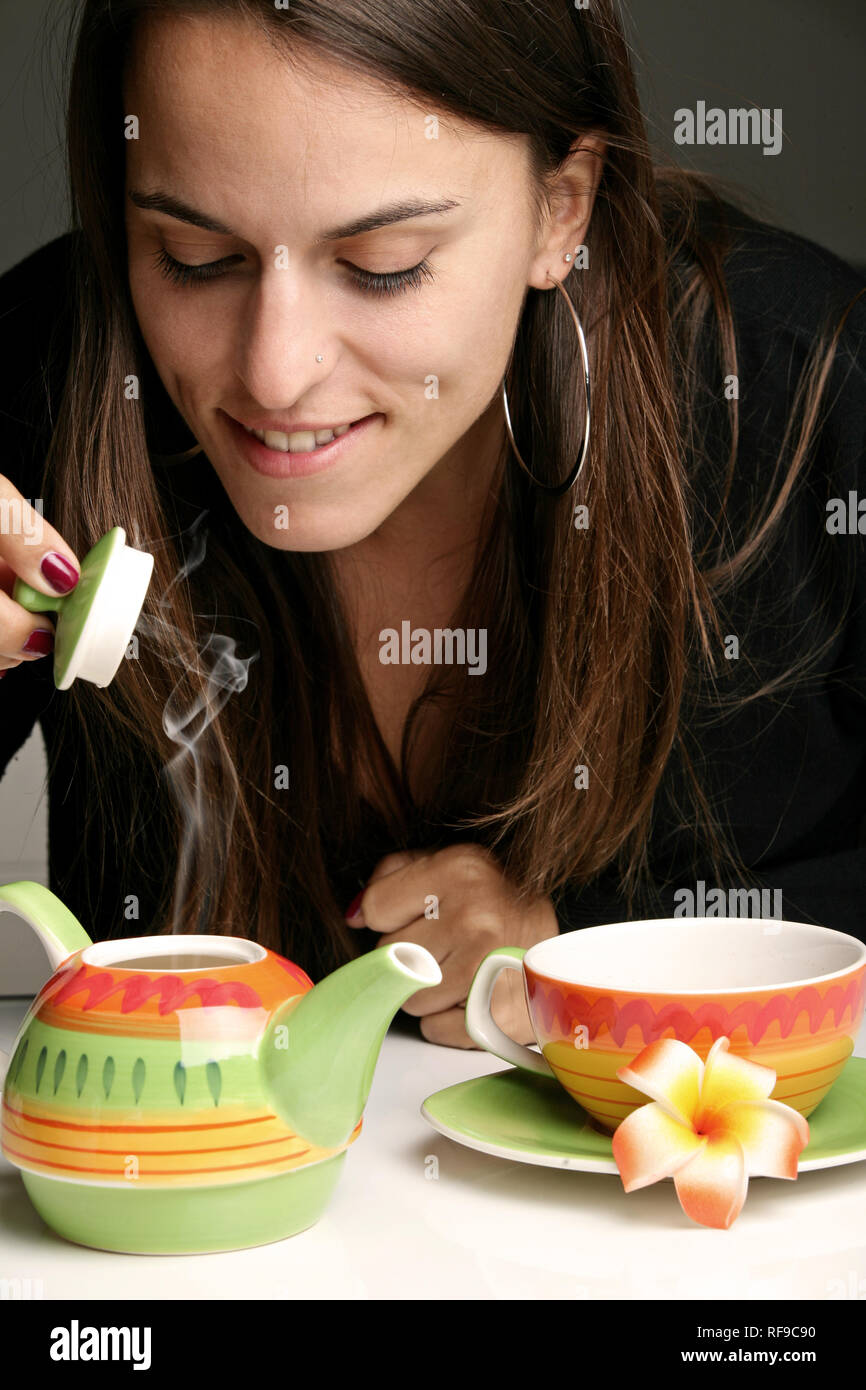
[611,1036,809,1229]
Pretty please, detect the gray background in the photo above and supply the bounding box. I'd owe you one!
[0,0,864,989]
[1,0,864,273]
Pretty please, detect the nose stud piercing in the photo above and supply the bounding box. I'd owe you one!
[315,354,324,363]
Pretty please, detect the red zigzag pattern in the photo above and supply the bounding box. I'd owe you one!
[44,962,264,1015]
[527,973,866,1047]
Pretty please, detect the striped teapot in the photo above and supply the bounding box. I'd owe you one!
[0,881,440,1254]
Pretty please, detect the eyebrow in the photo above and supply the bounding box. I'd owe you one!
[127,188,461,241]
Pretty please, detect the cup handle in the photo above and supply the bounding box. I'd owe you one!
[465,946,556,1076]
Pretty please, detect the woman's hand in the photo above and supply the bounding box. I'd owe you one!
[0,474,80,677]
[345,844,558,1047]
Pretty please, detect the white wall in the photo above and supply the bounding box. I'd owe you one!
[0,726,54,994]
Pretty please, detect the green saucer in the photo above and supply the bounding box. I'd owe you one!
[421,1056,866,1173]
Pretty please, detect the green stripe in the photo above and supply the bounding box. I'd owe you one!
[6,1017,264,1112]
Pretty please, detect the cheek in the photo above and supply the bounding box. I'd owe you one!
[129,275,228,396]
[369,285,512,405]
[402,285,515,423]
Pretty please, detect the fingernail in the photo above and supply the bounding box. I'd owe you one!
[22,628,55,656]
[40,553,80,594]
[344,890,364,922]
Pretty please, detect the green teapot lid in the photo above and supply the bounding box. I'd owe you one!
[12,527,154,690]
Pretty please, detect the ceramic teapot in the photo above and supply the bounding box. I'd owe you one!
[0,881,441,1254]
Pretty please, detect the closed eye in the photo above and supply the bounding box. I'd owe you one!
[152,248,436,297]
[152,248,243,285]
[346,260,436,297]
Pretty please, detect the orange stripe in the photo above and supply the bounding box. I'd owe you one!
[773,1081,836,1101]
[577,1103,638,1121]
[777,1059,850,1080]
[3,1119,304,1157]
[557,1075,839,1106]
[558,1081,641,1104]
[561,1084,637,1114]
[564,1076,833,1107]
[36,1006,180,1039]
[552,1055,847,1082]
[565,1085,831,1122]
[2,1099,276,1133]
[2,1140,314,1177]
[549,1062,631,1080]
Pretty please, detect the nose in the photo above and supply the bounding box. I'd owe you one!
[234,262,330,407]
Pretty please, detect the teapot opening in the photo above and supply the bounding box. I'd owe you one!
[81,935,267,972]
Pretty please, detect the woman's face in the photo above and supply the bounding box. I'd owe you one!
[124,14,599,552]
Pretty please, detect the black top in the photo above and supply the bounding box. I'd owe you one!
[1,211,865,969]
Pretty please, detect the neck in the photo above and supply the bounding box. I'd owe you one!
[331,397,505,617]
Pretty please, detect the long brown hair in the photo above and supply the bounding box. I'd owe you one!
[41,0,861,976]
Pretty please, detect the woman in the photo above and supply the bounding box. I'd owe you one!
[0,0,863,1049]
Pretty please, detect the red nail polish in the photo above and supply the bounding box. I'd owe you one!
[40,553,80,594]
[22,628,55,656]
[344,891,364,921]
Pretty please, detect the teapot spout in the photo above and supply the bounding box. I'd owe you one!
[260,942,441,1149]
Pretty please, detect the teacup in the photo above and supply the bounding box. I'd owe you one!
[465,918,866,1133]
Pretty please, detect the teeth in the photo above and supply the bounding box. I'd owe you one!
[243,421,355,451]
[262,428,303,450]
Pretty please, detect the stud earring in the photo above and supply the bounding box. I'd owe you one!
[316,354,324,363]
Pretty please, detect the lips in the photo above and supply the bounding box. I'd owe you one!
[225,409,383,479]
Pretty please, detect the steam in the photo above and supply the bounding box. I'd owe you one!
[134,510,260,933]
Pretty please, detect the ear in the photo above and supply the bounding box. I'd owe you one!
[526,133,607,290]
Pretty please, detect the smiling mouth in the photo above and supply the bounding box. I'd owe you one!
[240,422,355,454]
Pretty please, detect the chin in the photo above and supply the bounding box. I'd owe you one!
[233,503,387,553]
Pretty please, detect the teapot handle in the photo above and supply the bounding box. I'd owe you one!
[0,881,92,970]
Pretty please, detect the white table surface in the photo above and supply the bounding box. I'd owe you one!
[1,997,865,1301]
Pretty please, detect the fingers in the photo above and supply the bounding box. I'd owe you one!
[417,1007,480,1048]
[371,917,462,1014]
[356,843,499,932]
[0,585,55,670]
[0,476,80,680]
[0,475,80,597]
[0,555,16,597]
[351,843,551,1051]
[364,850,424,884]
[374,911,504,1018]
[351,851,435,930]
[416,973,535,1048]
[489,965,534,1040]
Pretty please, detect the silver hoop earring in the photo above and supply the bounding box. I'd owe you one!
[501,270,591,496]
